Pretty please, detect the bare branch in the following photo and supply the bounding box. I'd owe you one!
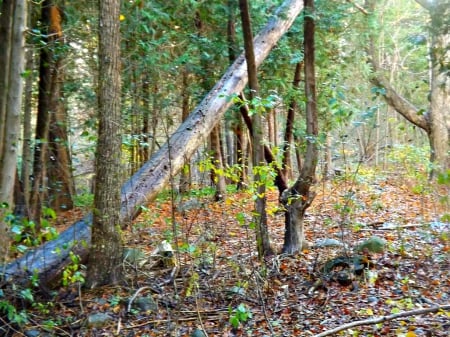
[365,0,429,132]
[313,305,450,337]
[346,0,368,15]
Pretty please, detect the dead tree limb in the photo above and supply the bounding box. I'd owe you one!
[312,305,450,337]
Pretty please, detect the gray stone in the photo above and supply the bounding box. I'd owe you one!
[134,296,158,312]
[367,296,379,304]
[314,238,344,248]
[177,198,202,212]
[191,328,207,337]
[123,248,146,265]
[355,236,386,253]
[86,312,113,328]
[24,330,41,337]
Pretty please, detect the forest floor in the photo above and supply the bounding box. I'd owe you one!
[5,173,450,336]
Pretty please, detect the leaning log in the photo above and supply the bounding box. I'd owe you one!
[1,0,304,286]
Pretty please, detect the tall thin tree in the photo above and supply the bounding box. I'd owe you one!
[282,62,303,180]
[0,0,27,262]
[29,1,54,224]
[46,5,75,212]
[29,1,74,223]
[86,0,123,288]
[239,0,273,258]
[282,0,318,254]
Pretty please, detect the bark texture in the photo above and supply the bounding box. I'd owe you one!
[282,62,303,180]
[426,1,450,171]
[46,6,75,212]
[282,0,318,254]
[85,0,123,288]
[0,0,27,261]
[1,0,304,286]
[0,0,15,261]
[0,0,13,161]
[29,1,54,224]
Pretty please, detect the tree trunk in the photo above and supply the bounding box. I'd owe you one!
[210,125,227,200]
[426,1,450,172]
[282,61,303,180]
[149,83,160,156]
[29,3,74,219]
[239,95,288,194]
[85,0,123,288]
[268,108,276,147]
[140,75,151,163]
[234,109,248,188]
[48,101,75,212]
[227,0,247,188]
[178,67,192,194]
[282,0,318,254]
[239,0,273,258]
[19,26,35,216]
[323,134,333,179]
[1,0,304,286]
[29,1,54,224]
[0,0,27,262]
[46,8,75,212]
[0,0,14,262]
[0,0,13,166]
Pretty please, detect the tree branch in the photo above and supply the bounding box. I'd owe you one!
[312,304,450,337]
[365,0,430,133]
[238,94,288,193]
[346,0,368,15]
[414,0,433,11]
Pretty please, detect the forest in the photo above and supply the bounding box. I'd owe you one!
[0,0,449,336]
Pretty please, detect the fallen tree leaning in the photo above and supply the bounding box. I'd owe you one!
[1,0,304,287]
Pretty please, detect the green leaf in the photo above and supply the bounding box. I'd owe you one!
[236,212,246,226]
[16,245,28,253]
[437,170,450,185]
[390,307,401,314]
[19,289,34,302]
[10,225,23,235]
[237,303,247,313]
[229,315,240,328]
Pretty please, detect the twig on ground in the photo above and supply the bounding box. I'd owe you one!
[195,285,209,337]
[127,286,151,312]
[312,304,450,337]
[253,270,275,336]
